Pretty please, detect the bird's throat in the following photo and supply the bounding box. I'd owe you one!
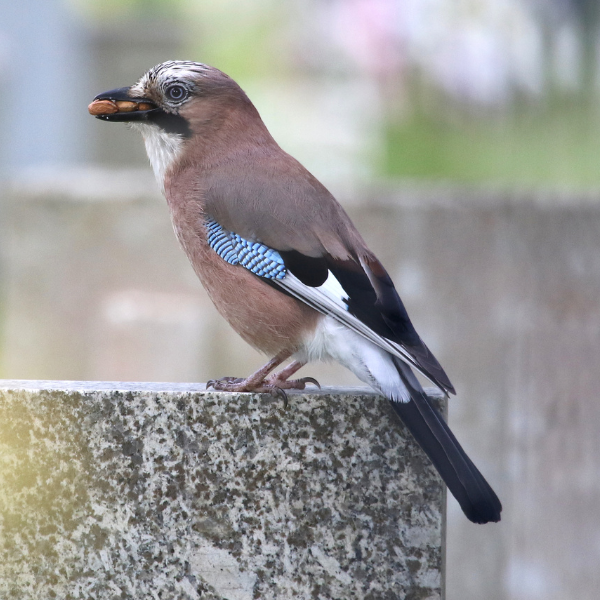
[133,123,185,191]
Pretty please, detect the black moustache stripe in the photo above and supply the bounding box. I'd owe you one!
[149,111,192,138]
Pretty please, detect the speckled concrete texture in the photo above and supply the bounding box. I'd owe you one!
[0,381,445,599]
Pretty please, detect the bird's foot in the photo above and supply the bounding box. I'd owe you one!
[206,376,288,405]
[205,373,319,409]
[206,376,244,387]
[265,375,321,391]
[263,375,320,408]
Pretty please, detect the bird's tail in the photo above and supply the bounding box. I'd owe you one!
[389,358,502,524]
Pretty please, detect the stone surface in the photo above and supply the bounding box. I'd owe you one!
[0,381,446,600]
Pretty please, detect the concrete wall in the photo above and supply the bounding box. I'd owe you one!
[2,171,599,599]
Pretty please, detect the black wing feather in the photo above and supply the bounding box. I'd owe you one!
[278,250,328,287]
[328,259,421,345]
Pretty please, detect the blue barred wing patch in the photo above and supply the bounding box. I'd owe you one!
[205,218,286,280]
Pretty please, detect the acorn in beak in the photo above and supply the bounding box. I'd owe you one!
[88,87,157,122]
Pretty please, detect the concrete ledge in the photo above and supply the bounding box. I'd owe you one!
[0,382,445,599]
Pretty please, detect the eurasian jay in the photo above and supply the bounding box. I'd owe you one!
[89,61,501,524]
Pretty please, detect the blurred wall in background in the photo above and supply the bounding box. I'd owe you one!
[1,1,599,599]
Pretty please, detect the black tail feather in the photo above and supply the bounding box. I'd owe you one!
[390,362,502,524]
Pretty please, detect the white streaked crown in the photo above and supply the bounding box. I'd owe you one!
[129,61,210,99]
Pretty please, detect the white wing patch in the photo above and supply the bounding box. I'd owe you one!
[316,270,348,309]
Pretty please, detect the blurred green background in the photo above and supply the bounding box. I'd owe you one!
[4,0,599,186]
[74,0,600,187]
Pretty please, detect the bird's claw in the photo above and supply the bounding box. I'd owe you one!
[206,373,320,409]
[206,377,244,390]
[298,376,321,389]
[269,386,288,408]
[266,375,321,391]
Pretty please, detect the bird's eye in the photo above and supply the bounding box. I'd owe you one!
[166,85,187,102]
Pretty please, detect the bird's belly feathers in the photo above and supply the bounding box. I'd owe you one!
[295,316,411,402]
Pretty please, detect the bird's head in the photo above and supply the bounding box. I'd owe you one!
[89,61,261,186]
[89,60,251,132]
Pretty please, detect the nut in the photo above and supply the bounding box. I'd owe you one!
[88,100,118,115]
[115,100,138,112]
[138,102,154,111]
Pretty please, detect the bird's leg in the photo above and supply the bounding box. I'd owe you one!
[206,349,292,393]
[265,360,321,391]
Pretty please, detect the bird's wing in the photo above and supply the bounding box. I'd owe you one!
[202,152,454,394]
[202,205,455,396]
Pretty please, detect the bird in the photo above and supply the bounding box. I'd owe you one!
[89,60,502,524]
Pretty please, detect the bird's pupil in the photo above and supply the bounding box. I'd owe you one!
[169,86,184,100]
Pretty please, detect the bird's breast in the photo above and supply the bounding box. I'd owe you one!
[164,191,321,356]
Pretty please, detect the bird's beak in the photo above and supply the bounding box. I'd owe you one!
[88,87,158,122]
